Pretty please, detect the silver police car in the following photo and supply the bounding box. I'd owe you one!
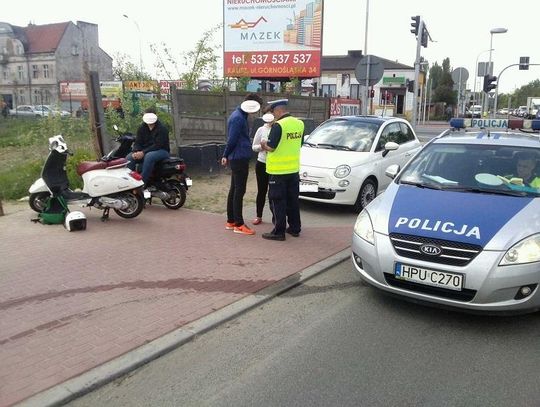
[352,118,540,314]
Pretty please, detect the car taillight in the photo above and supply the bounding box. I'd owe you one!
[129,171,143,181]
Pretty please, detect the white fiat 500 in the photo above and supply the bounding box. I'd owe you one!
[352,118,540,314]
[299,116,421,212]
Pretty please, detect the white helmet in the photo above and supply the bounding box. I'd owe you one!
[64,211,87,231]
[48,135,68,153]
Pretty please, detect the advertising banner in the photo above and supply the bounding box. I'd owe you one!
[124,81,159,92]
[99,81,123,98]
[59,81,86,101]
[330,98,361,117]
[159,80,186,95]
[223,0,323,78]
[59,81,123,101]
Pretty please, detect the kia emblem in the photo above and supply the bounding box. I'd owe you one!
[420,244,442,256]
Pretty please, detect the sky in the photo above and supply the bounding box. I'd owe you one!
[3,0,539,94]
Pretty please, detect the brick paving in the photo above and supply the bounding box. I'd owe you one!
[0,204,352,406]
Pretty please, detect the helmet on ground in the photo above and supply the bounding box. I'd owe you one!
[64,211,87,232]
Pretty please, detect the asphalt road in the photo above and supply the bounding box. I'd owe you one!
[70,260,540,407]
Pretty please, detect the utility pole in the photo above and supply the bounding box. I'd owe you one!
[411,19,423,127]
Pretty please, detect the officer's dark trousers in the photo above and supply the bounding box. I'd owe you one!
[268,172,301,236]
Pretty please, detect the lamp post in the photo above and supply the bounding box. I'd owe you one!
[482,27,507,116]
[362,0,370,115]
[123,14,143,77]
[473,48,493,106]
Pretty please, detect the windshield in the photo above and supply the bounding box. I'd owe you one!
[397,143,540,197]
[304,119,380,152]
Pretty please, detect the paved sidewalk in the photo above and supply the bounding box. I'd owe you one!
[0,202,353,406]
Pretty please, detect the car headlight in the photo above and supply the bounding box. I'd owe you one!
[499,234,540,266]
[334,164,351,178]
[354,210,374,245]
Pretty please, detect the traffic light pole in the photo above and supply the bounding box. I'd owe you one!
[493,63,539,116]
[411,20,423,128]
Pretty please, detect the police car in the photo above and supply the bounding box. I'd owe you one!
[352,118,540,314]
[299,116,422,213]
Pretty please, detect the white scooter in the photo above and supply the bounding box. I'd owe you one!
[29,135,146,220]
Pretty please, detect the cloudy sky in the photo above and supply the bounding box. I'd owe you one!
[3,0,539,94]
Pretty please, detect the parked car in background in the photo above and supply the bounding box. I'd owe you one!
[497,107,510,115]
[8,105,46,117]
[466,105,482,118]
[299,116,422,213]
[517,106,528,117]
[34,105,71,117]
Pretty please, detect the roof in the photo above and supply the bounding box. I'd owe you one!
[20,22,70,53]
[321,50,413,71]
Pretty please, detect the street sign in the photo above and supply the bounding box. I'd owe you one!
[477,62,493,77]
[451,67,469,83]
[354,55,384,86]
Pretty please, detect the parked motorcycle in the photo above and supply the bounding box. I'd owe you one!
[29,135,146,220]
[106,125,191,210]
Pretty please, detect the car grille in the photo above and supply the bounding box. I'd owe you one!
[384,273,477,301]
[389,233,482,266]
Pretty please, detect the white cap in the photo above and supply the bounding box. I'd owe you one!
[262,113,274,123]
[240,100,261,113]
[142,113,158,124]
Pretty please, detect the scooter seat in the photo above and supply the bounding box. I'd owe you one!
[77,158,128,176]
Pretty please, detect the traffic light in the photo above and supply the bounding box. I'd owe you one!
[410,15,420,35]
[519,56,530,71]
[369,89,375,98]
[407,79,414,93]
[483,75,497,93]
[421,26,428,47]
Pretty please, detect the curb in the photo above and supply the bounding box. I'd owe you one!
[17,248,351,407]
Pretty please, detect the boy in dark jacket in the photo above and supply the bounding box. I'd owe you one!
[221,93,263,235]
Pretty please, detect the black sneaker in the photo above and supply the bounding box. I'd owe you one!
[262,232,286,241]
[286,228,300,237]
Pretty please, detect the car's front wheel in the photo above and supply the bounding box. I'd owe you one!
[352,179,377,213]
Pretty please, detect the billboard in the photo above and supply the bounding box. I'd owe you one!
[59,81,123,101]
[223,0,323,79]
[59,81,86,101]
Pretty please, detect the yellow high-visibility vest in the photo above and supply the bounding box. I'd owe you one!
[266,116,304,175]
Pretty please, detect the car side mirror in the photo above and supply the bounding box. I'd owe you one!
[382,141,399,157]
[385,164,400,179]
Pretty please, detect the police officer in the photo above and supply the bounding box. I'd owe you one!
[260,99,304,241]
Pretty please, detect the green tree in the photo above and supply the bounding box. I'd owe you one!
[151,24,222,90]
[430,57,456,106]
[112,53,153,81]
[497,79,540,109]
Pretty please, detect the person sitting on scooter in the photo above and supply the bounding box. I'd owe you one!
[127,107,170,186]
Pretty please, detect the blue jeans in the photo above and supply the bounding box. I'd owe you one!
[127,149,170,183]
